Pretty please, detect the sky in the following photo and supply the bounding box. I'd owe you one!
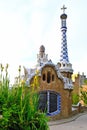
[0,0,87,82]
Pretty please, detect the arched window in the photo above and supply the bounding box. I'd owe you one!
[47,71,51,83]
[42,74,46,81]
[39,91,61,116]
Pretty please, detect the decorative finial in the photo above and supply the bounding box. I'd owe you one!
[61,5,67,13]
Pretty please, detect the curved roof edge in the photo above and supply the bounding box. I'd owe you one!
[24,60,73,90]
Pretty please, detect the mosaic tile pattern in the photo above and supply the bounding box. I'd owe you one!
[60,27,69,63]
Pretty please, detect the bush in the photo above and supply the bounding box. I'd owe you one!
[72,93,79,105]
[0,64,49,130]
[80,91,87,105]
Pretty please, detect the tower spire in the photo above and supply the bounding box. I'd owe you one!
[58,5,73,74]
[60,5,69,63]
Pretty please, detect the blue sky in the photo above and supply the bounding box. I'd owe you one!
[0,0,87,81]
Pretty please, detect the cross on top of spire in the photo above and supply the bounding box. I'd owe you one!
[61,5,67,13]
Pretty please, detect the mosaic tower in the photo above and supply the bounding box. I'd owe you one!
[58,5,73,75]
[60,5,69,63]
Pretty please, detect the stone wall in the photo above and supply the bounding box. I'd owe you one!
[72,74,80,96]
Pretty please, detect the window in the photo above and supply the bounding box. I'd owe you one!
[42,71,55,83]
[39,92,47,112]
[63,64,65,67]
[47,71,51,83]
[39,91,61,116]
[42,74,46,81]
[49,92,57,113]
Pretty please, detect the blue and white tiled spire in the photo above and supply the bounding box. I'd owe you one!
[60,26,69,63]
[60,5,69,63]
[58,5,73,73]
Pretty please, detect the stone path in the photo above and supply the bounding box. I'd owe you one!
[49,112,87,130]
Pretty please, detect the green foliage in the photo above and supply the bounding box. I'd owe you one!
[84,79,87,85]
[72,93,79,105]
[0,64,49,130]
[80,91,87,105]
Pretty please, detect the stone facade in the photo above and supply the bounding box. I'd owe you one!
[39,65,72,120]
[26,59,73,120]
